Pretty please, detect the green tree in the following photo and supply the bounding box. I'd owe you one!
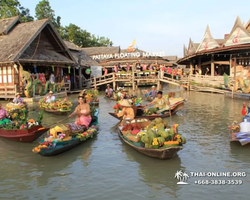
[0,0,33,22]
[35,0,60,28]
[0,0,20,18]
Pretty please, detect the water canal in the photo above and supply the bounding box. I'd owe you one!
[0,85,249,200]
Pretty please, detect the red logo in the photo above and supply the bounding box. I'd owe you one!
[232,29,241,44]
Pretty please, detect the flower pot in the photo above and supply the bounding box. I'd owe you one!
[152,145,159,149]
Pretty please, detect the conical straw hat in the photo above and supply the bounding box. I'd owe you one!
[119,99,132,107]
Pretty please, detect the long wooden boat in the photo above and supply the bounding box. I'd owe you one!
[0,125,49,142]
[109,101,184,120]
[44,108,71,115]
[33,110,99,156]
[88,102,99,106]
[118,129,182,159]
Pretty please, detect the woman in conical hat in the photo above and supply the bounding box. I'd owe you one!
[117,99,135,126]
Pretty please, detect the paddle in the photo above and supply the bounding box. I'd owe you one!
[46,117,69,127]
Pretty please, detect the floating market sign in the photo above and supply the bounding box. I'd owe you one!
[91,51,165,60]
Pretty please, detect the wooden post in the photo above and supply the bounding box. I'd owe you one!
[94,77,97,88]
[188,74,190,91]
[73,67,77,89]
[112,73,116,89]
[229,54,232,77]
[190,60,194,75]
[211,54,215,77]
[234,56,236,80]
[79,67,82,90]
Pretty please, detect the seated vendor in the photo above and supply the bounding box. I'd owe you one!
[116,99,135,126]
[147,86,158,100]
[145,91,170,110]
[120,90,130,100]
[105,84,113,98]
[13,93,24,104]
[114,88,123,100]
[68,96,92,129]
[0,102,11,125]
[45,91,56,103]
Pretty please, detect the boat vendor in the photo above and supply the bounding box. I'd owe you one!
[146,86,158,100]
[105,84,113,98]
[45,91,56,103]
[68,96,92,129]
[144,91,170,110]
[116,99,135,126]
[0,102,11,125]
[114,88,123,100]
[13,93,24,104]
[120,89,130,100]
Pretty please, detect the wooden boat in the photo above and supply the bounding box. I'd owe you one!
[44,108,71,115]
[32,110,99,156]
[109,101,184,120]
[88,101,99,106]
[0,125,49,142]
[118,129,182,159]
[229,121,250,145]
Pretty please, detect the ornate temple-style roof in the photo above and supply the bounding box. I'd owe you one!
[223,16,250,47]
[187,38,197,55]
[196,25,220,52]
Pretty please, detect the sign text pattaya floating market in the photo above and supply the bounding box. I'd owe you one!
[91,51,165,60]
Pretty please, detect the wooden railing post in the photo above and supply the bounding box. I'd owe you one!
[94,77,97,88]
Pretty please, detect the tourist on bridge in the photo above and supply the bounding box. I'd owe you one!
[45,91,56,103]
[103,67,108,76]
[105,84,113,98]
[13,93,24,104]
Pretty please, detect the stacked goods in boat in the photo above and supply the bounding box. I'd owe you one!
[6,103,28,122]
[229,119,250,145]
[85,90,99,106]
[32,109,99,156]
[118,118,186,159]
[0,110,49,142]
[39,98,72,112]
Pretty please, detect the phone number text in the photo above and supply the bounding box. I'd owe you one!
[194,179,243,185]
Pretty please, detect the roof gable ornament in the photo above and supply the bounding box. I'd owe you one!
[196,25,219,52]
[188,38,196,55]
[224,16,250,46]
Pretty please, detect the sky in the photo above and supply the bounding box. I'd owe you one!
[19,0,250,57]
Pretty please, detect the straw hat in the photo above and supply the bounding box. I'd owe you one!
[119,99,132,107]
[49,91,53,94]
[16,93,20,96]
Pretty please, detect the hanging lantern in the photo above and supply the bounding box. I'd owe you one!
[52,65,55,71]
[68,66,71,73]
[85,68,91,75]
[34,65,37,73]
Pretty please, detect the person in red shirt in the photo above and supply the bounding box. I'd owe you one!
[242,102,249,116]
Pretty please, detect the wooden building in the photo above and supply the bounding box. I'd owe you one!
[0,16,76,98]
[64,41,100,89]
[178,16,250,78]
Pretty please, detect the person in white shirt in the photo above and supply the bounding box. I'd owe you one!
[105,84,113,98]
[49,73,55,83]
[45,91,56,103]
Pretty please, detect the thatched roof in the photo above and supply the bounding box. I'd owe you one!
[0,17,75,65]
[64,40,82,51]
[82,46,120,56]
[0,16,21,35]
[63,40,100,66]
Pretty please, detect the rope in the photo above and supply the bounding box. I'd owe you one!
[30,33,41,60]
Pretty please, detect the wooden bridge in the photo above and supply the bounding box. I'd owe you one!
[86,71,188,90]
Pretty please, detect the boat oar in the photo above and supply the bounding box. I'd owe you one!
[46,117,69,127]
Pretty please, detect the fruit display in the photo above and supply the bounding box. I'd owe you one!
[138,118,186,149]
[6,103,28,121]
[130,97,142,106]
[143,107,159,115]
[85,90,99,104]
[39,98,72,111]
